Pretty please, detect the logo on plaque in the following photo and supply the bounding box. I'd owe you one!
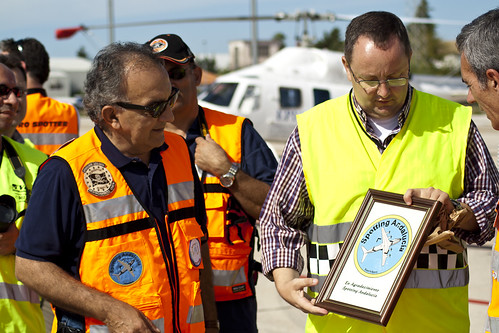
[354,215,411,277]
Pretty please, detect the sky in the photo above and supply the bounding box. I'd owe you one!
[1,0,497,60]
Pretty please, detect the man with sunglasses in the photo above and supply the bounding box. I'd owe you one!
[15,42,210,332]
[147,34,278,332]
[0,51,35,146]
[0,62,47,332]
[259,11,499,332]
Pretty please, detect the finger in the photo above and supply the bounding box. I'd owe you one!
[205,135,215,143]
[403,189,417,205]
[195,136,206,144]
[294,277,319,290]
[296,297,328,315]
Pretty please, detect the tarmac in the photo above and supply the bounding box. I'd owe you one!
[41,114,497,332]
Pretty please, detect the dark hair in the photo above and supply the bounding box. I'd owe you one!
[84,42,165,129]
[0,38,24,61]
[16,38,50,84]
[456,8,499,88]
[0,53,26,82]
[344,11,412,64]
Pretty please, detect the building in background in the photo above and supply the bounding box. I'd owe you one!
[229,40,281,70]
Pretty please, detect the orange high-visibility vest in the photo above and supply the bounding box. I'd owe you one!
[52,129,205,333]
[201,108,254,302]
[18,91,79,155]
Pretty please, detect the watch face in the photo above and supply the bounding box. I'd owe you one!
[220,175,234,188]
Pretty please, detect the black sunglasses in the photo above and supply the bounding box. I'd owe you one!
[168,67,187,81]
[116,87,179,118]
[0,84,23,98]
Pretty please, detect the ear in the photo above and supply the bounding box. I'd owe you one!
[101,105,121,130]
[341,56,353,82]
[486,68,499,90]
[192,65,203,87]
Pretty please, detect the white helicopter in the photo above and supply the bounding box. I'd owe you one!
[198,46,353,142]
[55,8,469,145]
[198,45,468,144]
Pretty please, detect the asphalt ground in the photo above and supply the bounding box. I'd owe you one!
[40,114,496,332]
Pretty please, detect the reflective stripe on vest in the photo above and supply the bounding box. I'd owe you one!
[82,181,194,225]
[82,195,144,224]
[19,93,79,155]
[21,132,77,146]
[52,129,204,333]
[201,107,254,302]
[306,223,469,293]
[213,267,247,286]
[187,303,205,324]
[0,282,40,303]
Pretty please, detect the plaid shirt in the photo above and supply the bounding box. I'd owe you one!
[260,87,499,278]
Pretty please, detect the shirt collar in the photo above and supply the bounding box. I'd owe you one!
[351,85,413,131]
[94,126,167,169]
[26,88,47,97]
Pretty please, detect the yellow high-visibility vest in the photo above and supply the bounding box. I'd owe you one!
[0,136,46,333]
[297,90,471,332]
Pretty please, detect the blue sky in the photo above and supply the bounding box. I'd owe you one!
[1,0,497,59]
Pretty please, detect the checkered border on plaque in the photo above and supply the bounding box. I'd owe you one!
[309,242,343,276]
[415,243,467,269]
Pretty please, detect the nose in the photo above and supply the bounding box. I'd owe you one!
[466,89,476,104]
[160,105,175,123]
[376,81,390,98]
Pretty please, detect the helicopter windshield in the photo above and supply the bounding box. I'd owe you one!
[200,82,238,107]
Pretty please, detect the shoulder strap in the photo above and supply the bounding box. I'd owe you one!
[2,138,29,200]
[197,106,209,137]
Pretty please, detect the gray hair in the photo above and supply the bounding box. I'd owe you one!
[84,42,165,129]
[456,8,499,88]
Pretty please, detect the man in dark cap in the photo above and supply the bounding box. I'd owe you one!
[147,33,278,332]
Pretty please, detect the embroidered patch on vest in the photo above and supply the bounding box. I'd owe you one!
[109,251,143,285]
[354,215,411,277]
[189,239,202,267]
[83,162,116,197]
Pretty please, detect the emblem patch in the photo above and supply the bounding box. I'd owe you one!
[150,38,168,54]
[354,215,411,277]
[109,251,143,285]
[189,239,202,267]
[83,162,116,197]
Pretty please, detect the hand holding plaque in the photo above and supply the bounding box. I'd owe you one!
[315,189,442,326]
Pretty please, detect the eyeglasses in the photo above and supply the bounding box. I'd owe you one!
[116,87,179,118]
[0,84,23,99]
[168,67,187,81]
[347,64,409,93]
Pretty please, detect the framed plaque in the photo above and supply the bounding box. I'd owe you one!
[315,188,442,326]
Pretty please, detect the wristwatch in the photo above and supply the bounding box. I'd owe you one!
[450,199,463,211]
[220,163,239,188]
